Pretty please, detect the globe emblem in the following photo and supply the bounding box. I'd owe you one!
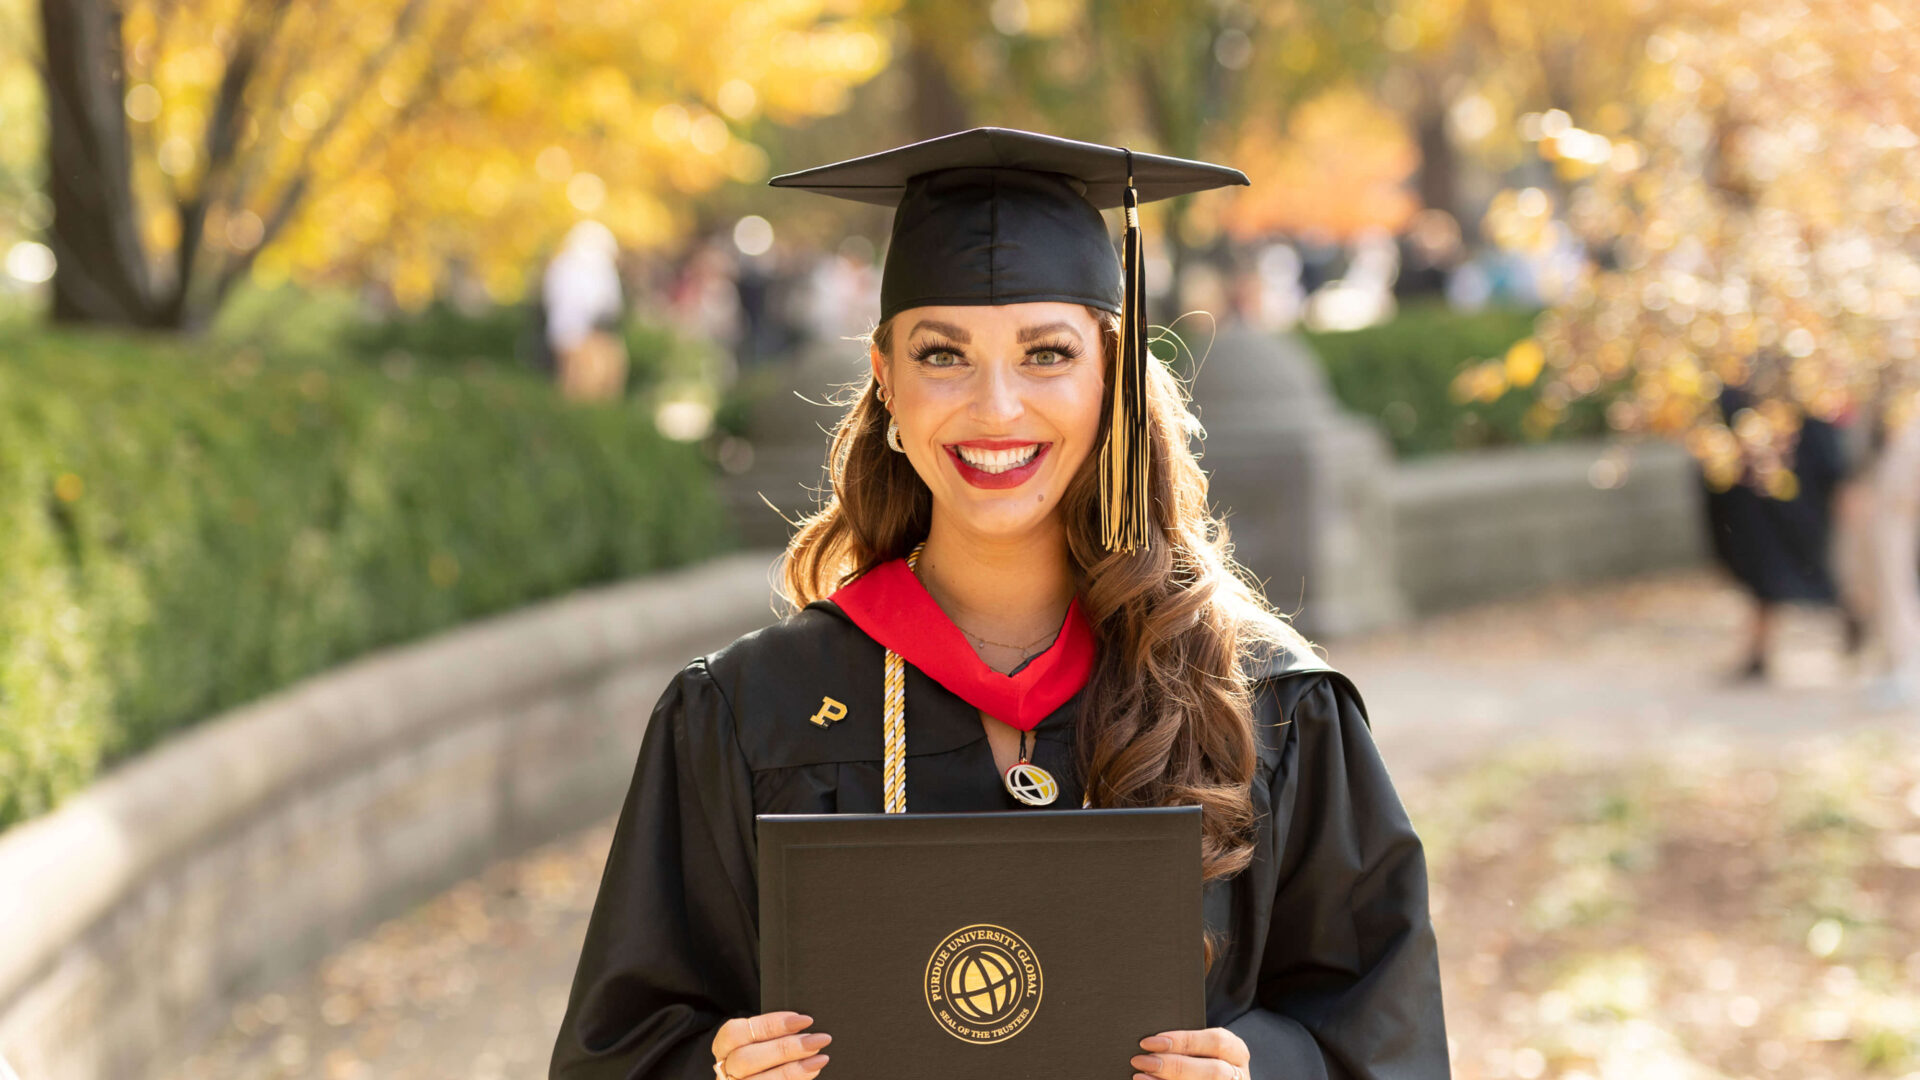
[925,924,1043,1042]
[945,942,1022,1023]
[1003,762,1059,806]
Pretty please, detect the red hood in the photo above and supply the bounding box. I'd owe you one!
[828,558,1097,731]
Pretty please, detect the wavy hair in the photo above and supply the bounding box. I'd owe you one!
[779,307,1317,886]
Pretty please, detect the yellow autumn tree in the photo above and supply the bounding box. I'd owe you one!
[0,0,45,265]
[1219,88,1420,242]
[20,0,895,328]
[1527,0,1920,492]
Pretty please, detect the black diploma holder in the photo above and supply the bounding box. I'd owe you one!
[756,806,1205,1079]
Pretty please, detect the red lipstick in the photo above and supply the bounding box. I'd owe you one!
[944,441,1050,489]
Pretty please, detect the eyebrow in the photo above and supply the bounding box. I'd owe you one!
[1016,322,1081,343]
[907,319,971,343]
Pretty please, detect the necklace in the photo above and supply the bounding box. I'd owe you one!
[958,623,1057,652]
[912,563,1067,670]
[955,622,1059,670]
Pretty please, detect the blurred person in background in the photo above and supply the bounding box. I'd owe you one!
[1243,240,1305,332]
[543,221,631,402]
[1392,209,1463,300]
[1293,231,1345,295]
[1303,227,1398,333]
[668,239,746,356]
[1834,411,1883,674]
[1703,382,1861,682]
[1863,405,1920,709]
[795,246,883,343]
[735,245,808,368]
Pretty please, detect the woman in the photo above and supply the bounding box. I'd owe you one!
[1701,382,1858,681]
[549,129,1449,1080]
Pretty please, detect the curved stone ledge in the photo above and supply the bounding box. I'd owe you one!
[1391,439,1706,613]
[0,551,785,1080]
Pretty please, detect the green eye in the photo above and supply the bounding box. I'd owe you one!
[1029,350,1064,366]
[912,347,962,367]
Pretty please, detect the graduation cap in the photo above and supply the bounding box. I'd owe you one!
[769,127,1249,555]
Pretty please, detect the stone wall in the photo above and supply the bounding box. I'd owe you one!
[1391,439,1709,614]
[0,553,785,1080]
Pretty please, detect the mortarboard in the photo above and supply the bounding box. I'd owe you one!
[770,127,1249,554]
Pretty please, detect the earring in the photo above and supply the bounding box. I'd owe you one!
[875,382,891,405]
[886,418,905,453]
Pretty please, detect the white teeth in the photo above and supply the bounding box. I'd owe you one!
[954,444,1040,473]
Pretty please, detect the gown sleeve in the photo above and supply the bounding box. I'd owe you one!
[549,658,761,1079]
[1226,674,1451,1080]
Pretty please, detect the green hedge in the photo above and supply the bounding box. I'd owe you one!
[211,287,726,398]
[1301,301,1614,457]
[0,326,731,830]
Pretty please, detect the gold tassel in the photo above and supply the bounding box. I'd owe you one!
[1100,159,1151,554]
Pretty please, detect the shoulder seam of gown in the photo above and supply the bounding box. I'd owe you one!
[684,655,757,776]
[1260,668,1372,732]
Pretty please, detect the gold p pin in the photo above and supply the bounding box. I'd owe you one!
[808,696,848,728]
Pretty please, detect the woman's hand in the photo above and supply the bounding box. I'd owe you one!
[711,1011,832,1080]
[1131,1027,1253,1080]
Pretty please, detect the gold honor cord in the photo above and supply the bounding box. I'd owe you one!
[881,543,1090,813]
[882,649,907,813]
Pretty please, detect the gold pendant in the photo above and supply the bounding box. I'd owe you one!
[1003,761,1059,806]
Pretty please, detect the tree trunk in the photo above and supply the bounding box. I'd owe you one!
[1414,96,1458,229]
[40,0,162,326]
[904,38,970,142]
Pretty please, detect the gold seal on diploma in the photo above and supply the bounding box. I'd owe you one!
[923,924,1043,1043]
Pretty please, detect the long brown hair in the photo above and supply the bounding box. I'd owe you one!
[779,307,1317,884]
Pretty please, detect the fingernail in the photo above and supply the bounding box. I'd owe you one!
[801,1033,832,1050]
[1131,1054,1163,1071]
[801,1053,829,1072]
[1139,1036,1172,1052]
[787,1013,814,1031]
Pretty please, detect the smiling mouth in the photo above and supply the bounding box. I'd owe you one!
[949,443,1044,474]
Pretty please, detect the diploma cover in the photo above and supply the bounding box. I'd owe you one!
[757,806,1205,1078]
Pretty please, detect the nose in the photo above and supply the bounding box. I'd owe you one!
[970,359,1025,426]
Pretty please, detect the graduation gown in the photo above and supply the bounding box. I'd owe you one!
[548,597,1450,1079]
[1702,385,1848,604]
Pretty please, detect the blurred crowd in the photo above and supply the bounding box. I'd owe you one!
[530,202,1574,387]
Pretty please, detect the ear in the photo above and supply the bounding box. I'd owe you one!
[869,343,887,388]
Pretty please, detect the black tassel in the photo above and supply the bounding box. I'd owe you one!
[1101,156,1152,554]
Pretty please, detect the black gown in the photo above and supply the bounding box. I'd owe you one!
[549,597,1450,1079]
[1702,384,1849,604]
